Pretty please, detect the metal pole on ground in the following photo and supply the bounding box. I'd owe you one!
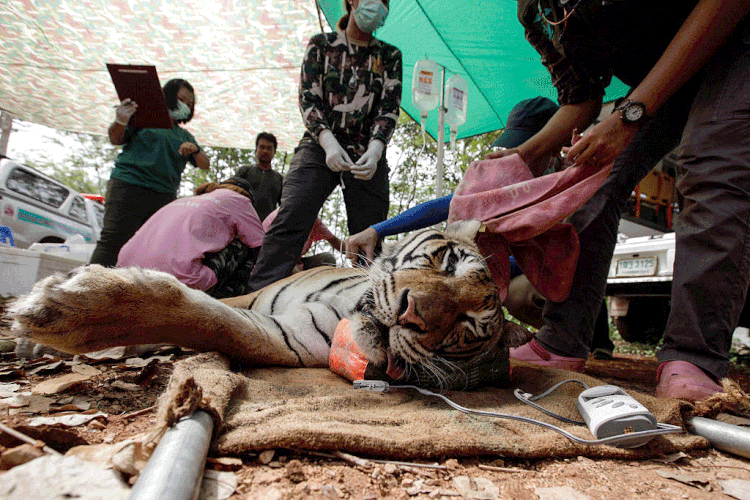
[687,416,750,460]
[129,410,214,500]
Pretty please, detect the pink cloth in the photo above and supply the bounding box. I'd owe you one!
[449,153,611,303]
[263,208,334,259]
[117,189,264,290]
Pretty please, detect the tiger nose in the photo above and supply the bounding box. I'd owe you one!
[398,295,427,331]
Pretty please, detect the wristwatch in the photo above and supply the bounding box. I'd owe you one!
[614,98,649,126]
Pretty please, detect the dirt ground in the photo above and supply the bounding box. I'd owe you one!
[2,318,750,499]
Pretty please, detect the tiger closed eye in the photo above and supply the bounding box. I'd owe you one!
[444,253,458,273]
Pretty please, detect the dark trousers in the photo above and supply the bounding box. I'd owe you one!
[246,140,389,292]
[90,178,175,267]
[659,25,750,379]
[204,239,260,299]
[537,22,750,380]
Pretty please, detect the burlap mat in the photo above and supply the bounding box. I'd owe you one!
[150,352,745,460]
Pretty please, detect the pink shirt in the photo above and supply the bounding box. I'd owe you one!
[118,189,264,290]
[263,208,335,259]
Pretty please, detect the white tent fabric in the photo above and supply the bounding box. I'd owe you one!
[0,0,326,151]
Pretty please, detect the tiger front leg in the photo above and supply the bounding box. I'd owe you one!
[8,265,320,367]
[7,265,202,354]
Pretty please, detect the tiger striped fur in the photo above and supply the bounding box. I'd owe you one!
[8,220,531,384]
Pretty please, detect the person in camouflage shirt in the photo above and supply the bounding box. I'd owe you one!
[298,22,402,161]
[245,0,402,292]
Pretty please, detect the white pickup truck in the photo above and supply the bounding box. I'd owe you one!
[0,158,104,249]
[606,231,675,343]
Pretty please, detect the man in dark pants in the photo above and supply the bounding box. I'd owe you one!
[246,142,389,291]
[235,132,283,222]
[243,5,402,293]
[502,0,750,401]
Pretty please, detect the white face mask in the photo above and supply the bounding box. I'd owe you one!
[169,100,191,121]
[352,0,388,33]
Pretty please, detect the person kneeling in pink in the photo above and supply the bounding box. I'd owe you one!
[117,177,264,298]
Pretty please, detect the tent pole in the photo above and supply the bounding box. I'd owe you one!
[129,410,214,500]
[435,66,446,199]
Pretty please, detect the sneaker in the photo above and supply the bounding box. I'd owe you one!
[655,360,724,401]
[509,338,586,372]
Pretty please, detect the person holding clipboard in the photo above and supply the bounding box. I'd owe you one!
[90,77,210,267]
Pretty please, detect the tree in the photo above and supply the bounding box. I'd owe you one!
[13,116,500,266]
[14,126,294,198]
[19,131,118,195]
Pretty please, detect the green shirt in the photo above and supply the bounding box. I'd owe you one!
[111,125,199,194]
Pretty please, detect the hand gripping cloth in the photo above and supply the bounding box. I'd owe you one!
[449,153,612,303]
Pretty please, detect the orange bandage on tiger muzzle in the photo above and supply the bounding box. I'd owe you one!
[329,318,512,390]
[329,318,391,382]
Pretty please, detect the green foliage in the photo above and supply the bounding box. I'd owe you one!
[16,129,295,198]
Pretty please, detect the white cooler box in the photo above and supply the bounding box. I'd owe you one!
[1,246,87,298]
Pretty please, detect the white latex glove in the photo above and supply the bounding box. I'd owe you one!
[318,129,353,172]
[351,140,384,181]
[114,98,138,126]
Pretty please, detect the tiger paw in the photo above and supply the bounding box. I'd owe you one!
[8,264,188,354]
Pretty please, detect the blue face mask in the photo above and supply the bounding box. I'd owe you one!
[352,0,388,34]
[169,100,191,121]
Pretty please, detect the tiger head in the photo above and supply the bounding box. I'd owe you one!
[349,220,532,386]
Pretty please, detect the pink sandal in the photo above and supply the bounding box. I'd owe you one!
[655,360,724,401]
[510,338,586,372]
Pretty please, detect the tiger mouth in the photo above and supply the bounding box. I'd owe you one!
[386,350,406,380]
[355,286,414,381]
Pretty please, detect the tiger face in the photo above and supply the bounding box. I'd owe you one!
[349,220,532,381]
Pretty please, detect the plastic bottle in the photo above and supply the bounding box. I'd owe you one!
[411,59,440,139]
[445,74,468,151]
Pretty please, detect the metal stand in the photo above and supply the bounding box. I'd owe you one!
[435,65,446,199]
[129,410,214,500]
[687,416,750,459]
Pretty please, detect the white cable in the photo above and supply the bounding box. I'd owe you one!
[353,380,682,447]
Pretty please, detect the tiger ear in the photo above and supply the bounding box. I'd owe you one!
[444,219,483,241]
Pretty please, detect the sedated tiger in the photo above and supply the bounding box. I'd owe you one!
[8,220,532,389]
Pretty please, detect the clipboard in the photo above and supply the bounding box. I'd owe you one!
[106,63,172,129]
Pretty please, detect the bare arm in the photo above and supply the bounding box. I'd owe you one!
[326,234,344,254]
[109,98,137,145]
[192,150,210,170]
[108,122,127,145]
[568,0,750,169]
[485,99,601,177]
[178,142,210,170]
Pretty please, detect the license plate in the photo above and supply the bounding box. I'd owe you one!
[616,256,657,277]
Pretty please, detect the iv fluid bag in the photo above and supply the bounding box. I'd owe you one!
[445,74,468,128]
[412,59,440,118]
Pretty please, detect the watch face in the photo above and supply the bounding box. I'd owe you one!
[624,103,645,122]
